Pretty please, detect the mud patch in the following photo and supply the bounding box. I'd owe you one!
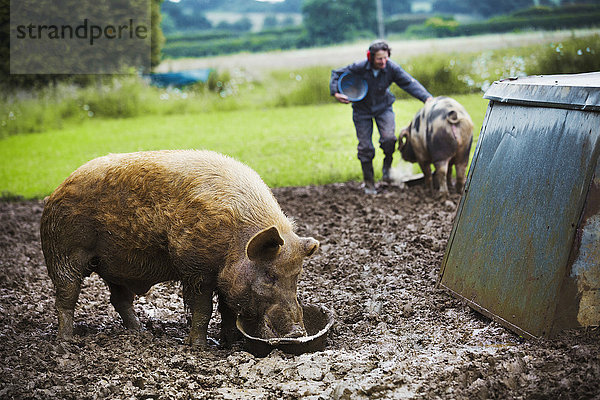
[1,182,599,399]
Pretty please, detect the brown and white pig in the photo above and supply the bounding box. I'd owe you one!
[40,150,319,346]
[399,96,473,195]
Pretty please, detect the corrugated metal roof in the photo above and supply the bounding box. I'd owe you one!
[484,71,600,111]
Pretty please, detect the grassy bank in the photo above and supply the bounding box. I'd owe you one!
[0,94,488,199]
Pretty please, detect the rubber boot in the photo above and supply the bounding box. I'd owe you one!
[382,155,393,184]
[361,161,377,195]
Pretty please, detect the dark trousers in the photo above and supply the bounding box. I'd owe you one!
[353,106,397,163]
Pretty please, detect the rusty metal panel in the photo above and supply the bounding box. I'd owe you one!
[556,159,600,331]
[571,177,600,326]
[440,99,600,338]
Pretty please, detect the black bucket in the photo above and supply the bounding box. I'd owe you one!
[236,304,334,357]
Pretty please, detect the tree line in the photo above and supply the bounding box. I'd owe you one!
[0,0,164,90]
[160,0,588,36]
[162,1,600,59]
[2,0,598,91]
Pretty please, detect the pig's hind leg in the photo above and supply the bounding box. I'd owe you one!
[48,250,88,340]
[446,160,455,192]
[433,159,450,196]
[454,150,470,194]
[53,273,82,340]
[106,282,142,331]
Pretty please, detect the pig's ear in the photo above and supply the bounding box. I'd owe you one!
[303,237,319,257]
[247,226,284,262]
[399,126,410,150]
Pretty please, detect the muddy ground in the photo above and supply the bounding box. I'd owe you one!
[1,182,599,399]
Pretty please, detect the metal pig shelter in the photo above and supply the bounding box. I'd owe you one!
[439,72,600,339]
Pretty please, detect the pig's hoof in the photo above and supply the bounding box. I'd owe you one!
[434,189,449,200]
[124,324,143,333]
[56,328,74,342]
[219,329,242,347]
[56,334,75,343]
[363,184,377,195]
[120,311,142,331]
[185,334,209,349]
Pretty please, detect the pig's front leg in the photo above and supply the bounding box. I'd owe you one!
[107,282,141,331]
[218,295,241,347]
[419,161,433,192]
[185,287,213,347]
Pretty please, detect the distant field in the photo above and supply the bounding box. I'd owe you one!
[204,11,302,32]
[156,28,600,73]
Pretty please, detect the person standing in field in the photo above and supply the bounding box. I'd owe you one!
[330,40,433,194]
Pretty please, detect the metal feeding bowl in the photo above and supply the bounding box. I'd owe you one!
[236,304,334,357]
[338,72,368,102]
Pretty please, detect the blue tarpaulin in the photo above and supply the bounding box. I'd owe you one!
[144,68,213,87]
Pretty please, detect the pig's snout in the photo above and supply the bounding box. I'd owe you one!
[261,303,306,339]
[284,322,307,338]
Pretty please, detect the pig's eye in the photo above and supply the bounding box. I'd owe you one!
[264,271,277,284]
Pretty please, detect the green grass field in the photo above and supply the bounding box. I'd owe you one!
[0,94,488,199]
[3,32,598,199]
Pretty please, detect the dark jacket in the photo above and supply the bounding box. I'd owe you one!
[330,59,432,115]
